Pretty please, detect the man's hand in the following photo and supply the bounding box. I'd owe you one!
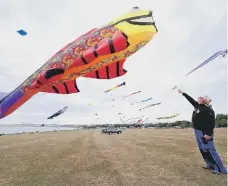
[178,89,184,94]
[204,134,212,140]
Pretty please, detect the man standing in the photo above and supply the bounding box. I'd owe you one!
[177,89,227,174]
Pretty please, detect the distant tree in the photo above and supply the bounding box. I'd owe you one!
[216,114,227,128]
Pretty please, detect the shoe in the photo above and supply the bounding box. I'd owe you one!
[211,170,222,175]
[202,166,214,170]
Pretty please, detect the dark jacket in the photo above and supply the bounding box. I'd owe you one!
[182,93,215,136]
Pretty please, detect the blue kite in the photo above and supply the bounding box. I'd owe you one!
[17,29,27,36]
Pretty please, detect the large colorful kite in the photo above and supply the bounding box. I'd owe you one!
[186,49,227,76]
[47,106,68,119]
[0,7,158,119]
[104,82,126,93]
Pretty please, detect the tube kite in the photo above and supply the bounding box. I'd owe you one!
[123,90,141,98]
[124,116,144,122]
[104,82,126,93]
[47,106,68,119]
[131,97,152,105]
[0,7,157,119]
[156,114,179,120]
[186,49,227,76]
[139,102,161,110]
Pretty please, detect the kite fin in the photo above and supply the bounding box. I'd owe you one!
[69,31,129,68]
[41,80,80,94]
[84,59,127,79]
[31,68,65,89]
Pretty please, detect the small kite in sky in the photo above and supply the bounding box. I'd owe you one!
[131,97,152,105]
[139,102,161,110]
[104,82,126,93]
[186,49,227,76]
[123,91,141,98]
[124,116,144,122]
[17,29,27,36]
[47,106,68,119]
[156,113,179,120]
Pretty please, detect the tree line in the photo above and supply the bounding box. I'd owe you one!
[81,113,227,129]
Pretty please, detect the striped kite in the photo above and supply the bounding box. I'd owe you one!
[156,114,179,120]
[104,82,126,93]
[139,102,161,111]
[131,97,152,105]
[186,49,227,76]
[123,90,141,98]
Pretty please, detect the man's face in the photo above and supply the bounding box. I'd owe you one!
[197,97,205,104]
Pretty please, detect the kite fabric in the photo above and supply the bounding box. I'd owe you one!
[139,102,161,110]
[123,91,141,98]
[104,82,126,93]
[131,97,152,105]
[156,114,179,120]
[17,29,27,36]
[47,106,68,119]
[136,119,143,123]
[186,49,228,76]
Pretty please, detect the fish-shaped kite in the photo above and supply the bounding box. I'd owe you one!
[47,106,68,119]
[186,49,227,76]
[0,7,157,119]
[104,82,126,93]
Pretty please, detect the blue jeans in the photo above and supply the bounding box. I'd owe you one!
[194,129,227,173]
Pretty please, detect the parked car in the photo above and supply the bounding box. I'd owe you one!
[102,127,122,134]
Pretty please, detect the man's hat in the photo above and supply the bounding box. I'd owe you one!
[200,96,212,105]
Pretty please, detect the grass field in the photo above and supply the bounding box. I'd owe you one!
[0,128,227,186]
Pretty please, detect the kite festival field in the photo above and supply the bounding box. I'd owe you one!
[0,128,227,186]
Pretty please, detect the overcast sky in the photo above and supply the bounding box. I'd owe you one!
[0,0,227,125]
